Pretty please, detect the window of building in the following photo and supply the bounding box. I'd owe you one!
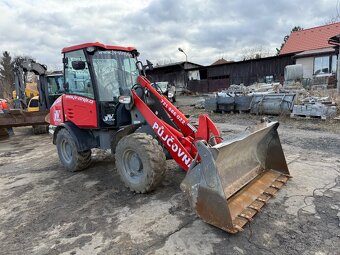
[331,55,337,73]
[265,75,274,83]
[314,55,337,75]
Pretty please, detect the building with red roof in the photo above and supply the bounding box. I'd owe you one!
[280,22,339,79]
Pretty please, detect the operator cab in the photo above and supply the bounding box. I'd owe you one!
[62,42,140,128]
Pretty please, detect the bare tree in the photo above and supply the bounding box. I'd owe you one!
[324,0,340,24]
[155,58,174,66]
[324,15,340,24]
[0,51,15,99]
[241,45,273,61]
[276,26,304,55]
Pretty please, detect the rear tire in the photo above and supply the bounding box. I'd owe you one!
[115,133,166,193]
[56,128,91,172]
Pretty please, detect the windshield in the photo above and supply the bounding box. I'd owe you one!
[92,50,139,101]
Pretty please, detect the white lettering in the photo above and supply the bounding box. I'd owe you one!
[152,121,191,167]
[65,95,94,104]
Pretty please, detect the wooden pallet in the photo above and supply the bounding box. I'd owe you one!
[290,113,328,120]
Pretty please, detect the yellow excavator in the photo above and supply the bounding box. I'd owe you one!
[12,82,39,112]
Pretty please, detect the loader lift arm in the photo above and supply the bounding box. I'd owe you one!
[132,75,223,171]
[131,75,290,233]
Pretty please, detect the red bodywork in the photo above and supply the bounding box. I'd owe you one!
[62,42,137,54]
[50,94,97,128]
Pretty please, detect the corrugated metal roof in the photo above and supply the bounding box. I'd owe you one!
[153,61,202,69]
[280,22,340,55]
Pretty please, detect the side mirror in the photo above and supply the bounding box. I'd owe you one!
[72,61,86,70]
[146,60,153,70]
[131,50,140,57]
[135,60,154,77]
[136,61,143,72]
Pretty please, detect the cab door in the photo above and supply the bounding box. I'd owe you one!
[63,49,97,128]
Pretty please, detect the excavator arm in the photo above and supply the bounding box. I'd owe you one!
[13,59,50,110]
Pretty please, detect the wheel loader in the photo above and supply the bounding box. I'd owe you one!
[49,42,290,233]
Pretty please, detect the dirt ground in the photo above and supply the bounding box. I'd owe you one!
[0,95,339,255]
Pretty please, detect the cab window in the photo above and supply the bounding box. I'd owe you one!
[64,50,94,99]
[92,50,138,102]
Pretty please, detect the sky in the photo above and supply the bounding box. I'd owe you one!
[0,0,339,70]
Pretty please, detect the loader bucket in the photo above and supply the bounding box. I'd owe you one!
[180,121,290,233]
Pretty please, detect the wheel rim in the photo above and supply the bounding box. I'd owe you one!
[61,139,73,164]
[122,149,144,183]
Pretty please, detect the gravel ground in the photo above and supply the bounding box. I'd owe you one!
[0,95,339,255]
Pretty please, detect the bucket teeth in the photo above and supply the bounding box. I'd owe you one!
[277,175,290,183]
[257,194,272,203]
[229,174,289,232]
[264,187,279,196]
[240,208,257,221]
[233,218,247,232]
[248,200,265,212]
[271,181,284,189]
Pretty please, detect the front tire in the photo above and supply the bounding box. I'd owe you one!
[56,128,91,172]
[115,133,166,193]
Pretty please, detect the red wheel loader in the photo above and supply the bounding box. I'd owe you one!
[49,42,290,233]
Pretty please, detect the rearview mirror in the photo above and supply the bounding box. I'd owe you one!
[146,60,153,70]
[136,61,143,72]
[72,61,86,70]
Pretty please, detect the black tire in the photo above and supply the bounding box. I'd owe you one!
[115,133,166,193]
[56,128,91,172]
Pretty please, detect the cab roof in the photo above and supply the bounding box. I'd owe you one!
[62,42,137,53]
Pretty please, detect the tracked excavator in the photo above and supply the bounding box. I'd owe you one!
[13,58,49,110]
[49,42,290,233]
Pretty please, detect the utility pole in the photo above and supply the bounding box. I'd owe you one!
[328,35,340,95]
[337,52,340,95]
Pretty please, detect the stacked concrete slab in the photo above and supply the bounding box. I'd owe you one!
[291,103,337,119]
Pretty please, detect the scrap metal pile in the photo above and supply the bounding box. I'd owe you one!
[204,64,338,119]
[204,82,338,119]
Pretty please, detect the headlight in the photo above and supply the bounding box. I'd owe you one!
[119,95,132,104]
[168,92,174,98]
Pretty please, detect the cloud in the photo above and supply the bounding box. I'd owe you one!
[0,0,337,69]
